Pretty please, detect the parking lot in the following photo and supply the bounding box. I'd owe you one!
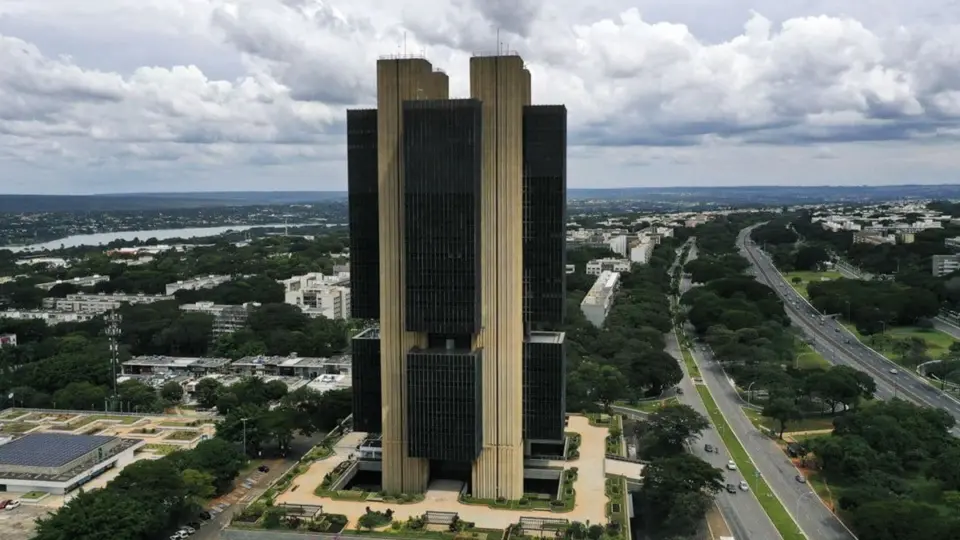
[0,503,53,540]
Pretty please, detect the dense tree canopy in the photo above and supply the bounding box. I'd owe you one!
[807,279,940,332]
[809,400,960,540]
[34,438,245,540]
[562,242,682,410]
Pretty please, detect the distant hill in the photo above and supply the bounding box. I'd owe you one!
[2,185,958,213]
[0,191,347,212]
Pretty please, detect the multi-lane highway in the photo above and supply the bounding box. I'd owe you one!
[678,239,854,540]
[738,225,960,429]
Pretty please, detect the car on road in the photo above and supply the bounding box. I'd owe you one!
[4,500,20,510]
[889,368,899,375]
[726,460,737,470]
[796,474,806,483]
[258,465,270,473]
[725,484,737,494]
[739,480,749,491]
[704,444,714,453]
[0,500,10,510]
[198,511,211,520]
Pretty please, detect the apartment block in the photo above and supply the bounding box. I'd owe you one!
[586,258,631,275]
[580,271,620,327]
[165,274,232,296]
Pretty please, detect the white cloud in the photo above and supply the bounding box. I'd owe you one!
[1,0,960,193]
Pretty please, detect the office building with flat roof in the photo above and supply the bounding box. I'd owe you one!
[347,52,566,499]
[0,433,142,494]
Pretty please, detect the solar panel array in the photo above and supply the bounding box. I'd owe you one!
[0,433,115,468]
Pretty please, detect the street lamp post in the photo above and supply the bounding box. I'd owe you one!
[241,417,250,456]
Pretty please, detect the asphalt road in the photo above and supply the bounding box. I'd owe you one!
[678,237,854,540]
[666,333,784,540]
[689,341,855,540]
[738,225,960,430]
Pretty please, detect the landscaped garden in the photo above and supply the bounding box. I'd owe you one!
[565,432,581,460]
[604,476,629,540]
[165,430,200,441]
[460,468,577,512]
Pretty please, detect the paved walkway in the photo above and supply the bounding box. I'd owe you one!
[604,459,643,479]
[276,416,609,528]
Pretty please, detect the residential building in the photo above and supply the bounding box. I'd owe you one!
[36,274,109,291]
[278,272,350,296]
[299,285,351,320]
[164,274,232,296]
[346,53,567,499]
[853,232,895,246]
[0,310,93,325]
[586,258,631,275]
[50,292,173,314]
[15,257,69,268]
[629,238,655,264]
[946,237,960,252]
[179,301,258,336]
[933,254,960,277]
[580,271,620,327]
[0,333,15,347]
[606,235,628,257]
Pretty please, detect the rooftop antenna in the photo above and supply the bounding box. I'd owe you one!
[403,31,407,56]
[497,28,501,54]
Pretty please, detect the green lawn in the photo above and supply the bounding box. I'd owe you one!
[845,324,958,360]
[677,335,701,377]
[616,397,680,413]
[696,387,804,540]
[795,342,830,370]
[783,270,843,298]
[742,407,837,434]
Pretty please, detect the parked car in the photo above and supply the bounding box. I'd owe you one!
[199,511,212,520]
[257,465,270,473]
[795,475,807,483]
[5,500,20,510]
[704,444,714,453]
[0,500,10,510]
[726,460,737,471]
[725,484,737,494]
[739,481,749,491]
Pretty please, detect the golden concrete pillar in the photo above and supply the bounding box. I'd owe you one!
[469,54,529,500]
[376,57,443,494]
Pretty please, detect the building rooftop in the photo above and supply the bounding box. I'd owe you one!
[123,356,232,368]
[0,433,115,469]
[582,271,620,306]
[527,331,565,344]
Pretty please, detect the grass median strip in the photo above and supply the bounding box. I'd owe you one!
[696,385,805,540]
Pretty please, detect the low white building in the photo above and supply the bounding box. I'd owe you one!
[15,257,69,268]
[629,238,655,264]
[586,258,631,275]
[165,274,232,296]
[0,310,94,325]
[933,254,960,277]
[607,235,629,257]
[179,301,258,336]
[36,274,109,291]
[0,433,144,495]
[280,272,352,320]
[580,271,620,328]
[50,292,174,314]
[0,333,16,347]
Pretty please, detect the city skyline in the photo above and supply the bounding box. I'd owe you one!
[348,52,567,498]
[2,1,960,193]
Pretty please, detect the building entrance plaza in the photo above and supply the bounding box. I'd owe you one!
[275,415,643,529]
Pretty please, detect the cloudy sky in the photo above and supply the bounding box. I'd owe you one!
[2,0,960,194]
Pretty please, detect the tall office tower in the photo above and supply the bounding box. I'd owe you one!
[349,52,566,500]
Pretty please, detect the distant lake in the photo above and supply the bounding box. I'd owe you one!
[4,223,333,252]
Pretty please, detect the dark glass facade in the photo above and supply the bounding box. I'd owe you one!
[522,105,567,325]
[402,100,483,334]
[347,109,380,319]
[351,328,382,433]
[406,348,483,461]
[522,333,567,441]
